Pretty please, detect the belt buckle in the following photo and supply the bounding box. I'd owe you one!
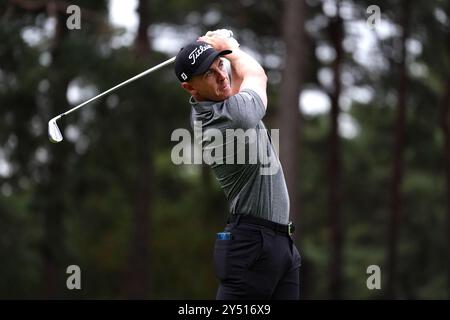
[288,221,295,236]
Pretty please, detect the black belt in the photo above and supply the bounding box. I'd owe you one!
[228,214,295,236]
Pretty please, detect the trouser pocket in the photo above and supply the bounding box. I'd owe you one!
[214,225,264,282]
[214,238,231,280]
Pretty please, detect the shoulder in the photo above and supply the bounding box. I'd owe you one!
[223,89,266,129]
[226,89,264,107]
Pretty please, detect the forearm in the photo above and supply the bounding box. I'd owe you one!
[199,33,268,107]
[227,48,267,94]
[227,48,268,106]
[230,63,243,95]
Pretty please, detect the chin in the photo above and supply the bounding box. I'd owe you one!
[220,88,232,99]
[219,93,232,101]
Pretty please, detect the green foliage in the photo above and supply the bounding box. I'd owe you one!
[0,0,449,299]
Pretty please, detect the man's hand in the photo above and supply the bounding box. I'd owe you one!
[205,29,240,47]
[205,28,233,37]
[198,29,240,51]
[200,28,267,107]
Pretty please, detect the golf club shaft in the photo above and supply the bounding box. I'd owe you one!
[60,56,175,118]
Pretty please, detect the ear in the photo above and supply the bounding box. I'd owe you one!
[181,82,197,96]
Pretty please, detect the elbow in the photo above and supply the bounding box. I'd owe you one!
[262,72,268,83]
[247,65,267,81]
[259,68,268,83]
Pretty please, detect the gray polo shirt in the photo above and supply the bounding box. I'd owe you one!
[190,89,290,225]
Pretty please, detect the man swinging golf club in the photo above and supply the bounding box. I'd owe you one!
[174,30,301,299]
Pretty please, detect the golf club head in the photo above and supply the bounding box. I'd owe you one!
[48,116,63,143]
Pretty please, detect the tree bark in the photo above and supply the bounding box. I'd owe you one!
[439,24,450,300]
[387,0,410,299]
[278,0,305,232]
[122,0,153,298]
[134,0,151,59]
[327,3,344,299]
[39,9,71,298]
[277,0,306,298]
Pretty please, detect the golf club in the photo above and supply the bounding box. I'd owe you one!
[48,56,176,143]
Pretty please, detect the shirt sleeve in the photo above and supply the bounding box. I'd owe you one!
[223,89,266,130]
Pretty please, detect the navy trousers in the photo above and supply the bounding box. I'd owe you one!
[214,217,301,300]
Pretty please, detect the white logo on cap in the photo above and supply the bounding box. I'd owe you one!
[188,44,213,65]
[181,72,188,80]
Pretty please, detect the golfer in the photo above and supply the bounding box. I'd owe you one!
[174,31,301,299]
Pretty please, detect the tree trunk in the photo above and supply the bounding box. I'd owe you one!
[277,0,306,298]
[123,139,153,298]
[327,3,344,299]
[439,25,450,300]
[39,9,71,298]
[441,63,450,301]
[134,0,151,59]
[278,0,305,232]
[387,0,410,299]
[122,0,153,298]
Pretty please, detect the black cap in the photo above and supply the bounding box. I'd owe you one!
[174,41,232,82]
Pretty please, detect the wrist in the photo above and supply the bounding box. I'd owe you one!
[225,47,244,61]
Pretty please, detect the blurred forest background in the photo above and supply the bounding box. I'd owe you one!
[1,0,450,299]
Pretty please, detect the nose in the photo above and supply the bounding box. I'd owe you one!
[216,69,227,81]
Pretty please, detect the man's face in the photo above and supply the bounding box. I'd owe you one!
[186,58,232,102]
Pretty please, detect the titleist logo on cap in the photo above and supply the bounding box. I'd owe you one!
[189,44,212,65]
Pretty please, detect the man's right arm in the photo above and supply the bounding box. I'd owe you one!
[198,35,268,109]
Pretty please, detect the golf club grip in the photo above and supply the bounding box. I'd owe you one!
[63,56,176,117]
